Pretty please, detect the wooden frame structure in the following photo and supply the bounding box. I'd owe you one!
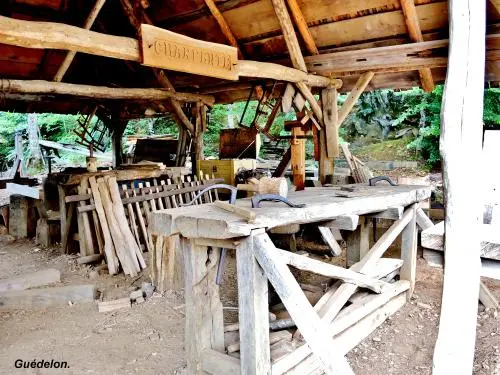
[0,1,498,373]
[149,184,430,374]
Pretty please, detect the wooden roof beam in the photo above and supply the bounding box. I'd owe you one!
[0,79,215,105]
[270,0,325,129]
[338,72,375,126]
[287,0,319,56]
[120,0,194,133]
[400,0,435,92]
[0,15,336,88]
[54,0,106,82]
[204,0,243,59]
[203,0,265,100]
[271,0,307,72]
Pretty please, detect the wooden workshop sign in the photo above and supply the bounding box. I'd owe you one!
[140,24,238,81]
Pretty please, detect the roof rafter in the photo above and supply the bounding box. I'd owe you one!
[400,0,435,92]
[54,0,106,82]
[286,0,319,56]
[120,0,195,134]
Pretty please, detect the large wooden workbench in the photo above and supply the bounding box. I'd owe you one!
[149,184,431,375]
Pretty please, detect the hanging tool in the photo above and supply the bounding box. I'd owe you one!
[251,194,306,209]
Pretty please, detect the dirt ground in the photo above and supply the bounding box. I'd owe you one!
[0,235,499,375]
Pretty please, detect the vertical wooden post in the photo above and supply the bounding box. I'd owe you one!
[236,231,271,375]
[400,203,418,297]
[319,87,338,184]
[432,0,486,373]
[111,119,127,168]
[57,185,67,250]
[291,126,305,191]
[182,237,224,374]
[346,217,370,267]
[192,102,204,176]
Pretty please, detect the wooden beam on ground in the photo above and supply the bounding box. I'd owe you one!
[400,0,435,92]
[54,0,106,82]
[0,284,96,310]
[432,0,486,373]
[270,0,307,72]
[287,0,319,55]
[0,269,60,292]
[479,281,499,309]
[338,72,374,126]
[0,79,214,106]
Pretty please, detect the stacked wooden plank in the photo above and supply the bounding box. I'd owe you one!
[340,143,373,184]
[66,173,224,277]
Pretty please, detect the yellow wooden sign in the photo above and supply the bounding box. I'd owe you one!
[140,24,238,81]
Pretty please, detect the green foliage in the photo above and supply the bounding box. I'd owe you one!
[343,85,500,167]
[0,85,498,171]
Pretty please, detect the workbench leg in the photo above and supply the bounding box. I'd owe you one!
[346,216,370,267]
[182,237,224,374]
[58,186,67,250]
[236,231,271,375]
[400,204,418,297]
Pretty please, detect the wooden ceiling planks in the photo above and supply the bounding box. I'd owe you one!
[241,2,449,58]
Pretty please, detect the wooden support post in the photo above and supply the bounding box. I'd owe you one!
[111,119,127,168]
[338,72,374,126]
[236,231,271,375]
[192,103,204,176]
[8,194,35,238]
[54,0,106,82]
[400,0,435,92]
[318,130,333,185]
[182,237,224,374]
[400,204,418,297]
[432,0,486,372]
[321,87,339,159]
[291,126,305,191]
[346,216,370,267]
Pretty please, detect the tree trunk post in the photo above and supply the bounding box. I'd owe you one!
[111,119,127,168]
[432,0,486,373]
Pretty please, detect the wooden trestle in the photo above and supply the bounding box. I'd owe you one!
[149,184,430,374]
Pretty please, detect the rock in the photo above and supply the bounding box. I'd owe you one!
[142,282,154,298]
[130,289,144,301]
[0,226,8,235]
[372,337,381,342]
[88,270,99,280]
[416,302,433,310]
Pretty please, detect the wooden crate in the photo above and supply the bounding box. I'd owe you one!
[198,159,256,185]
[219,128,261,159]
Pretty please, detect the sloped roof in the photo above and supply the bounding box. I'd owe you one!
[0,0,499,115]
